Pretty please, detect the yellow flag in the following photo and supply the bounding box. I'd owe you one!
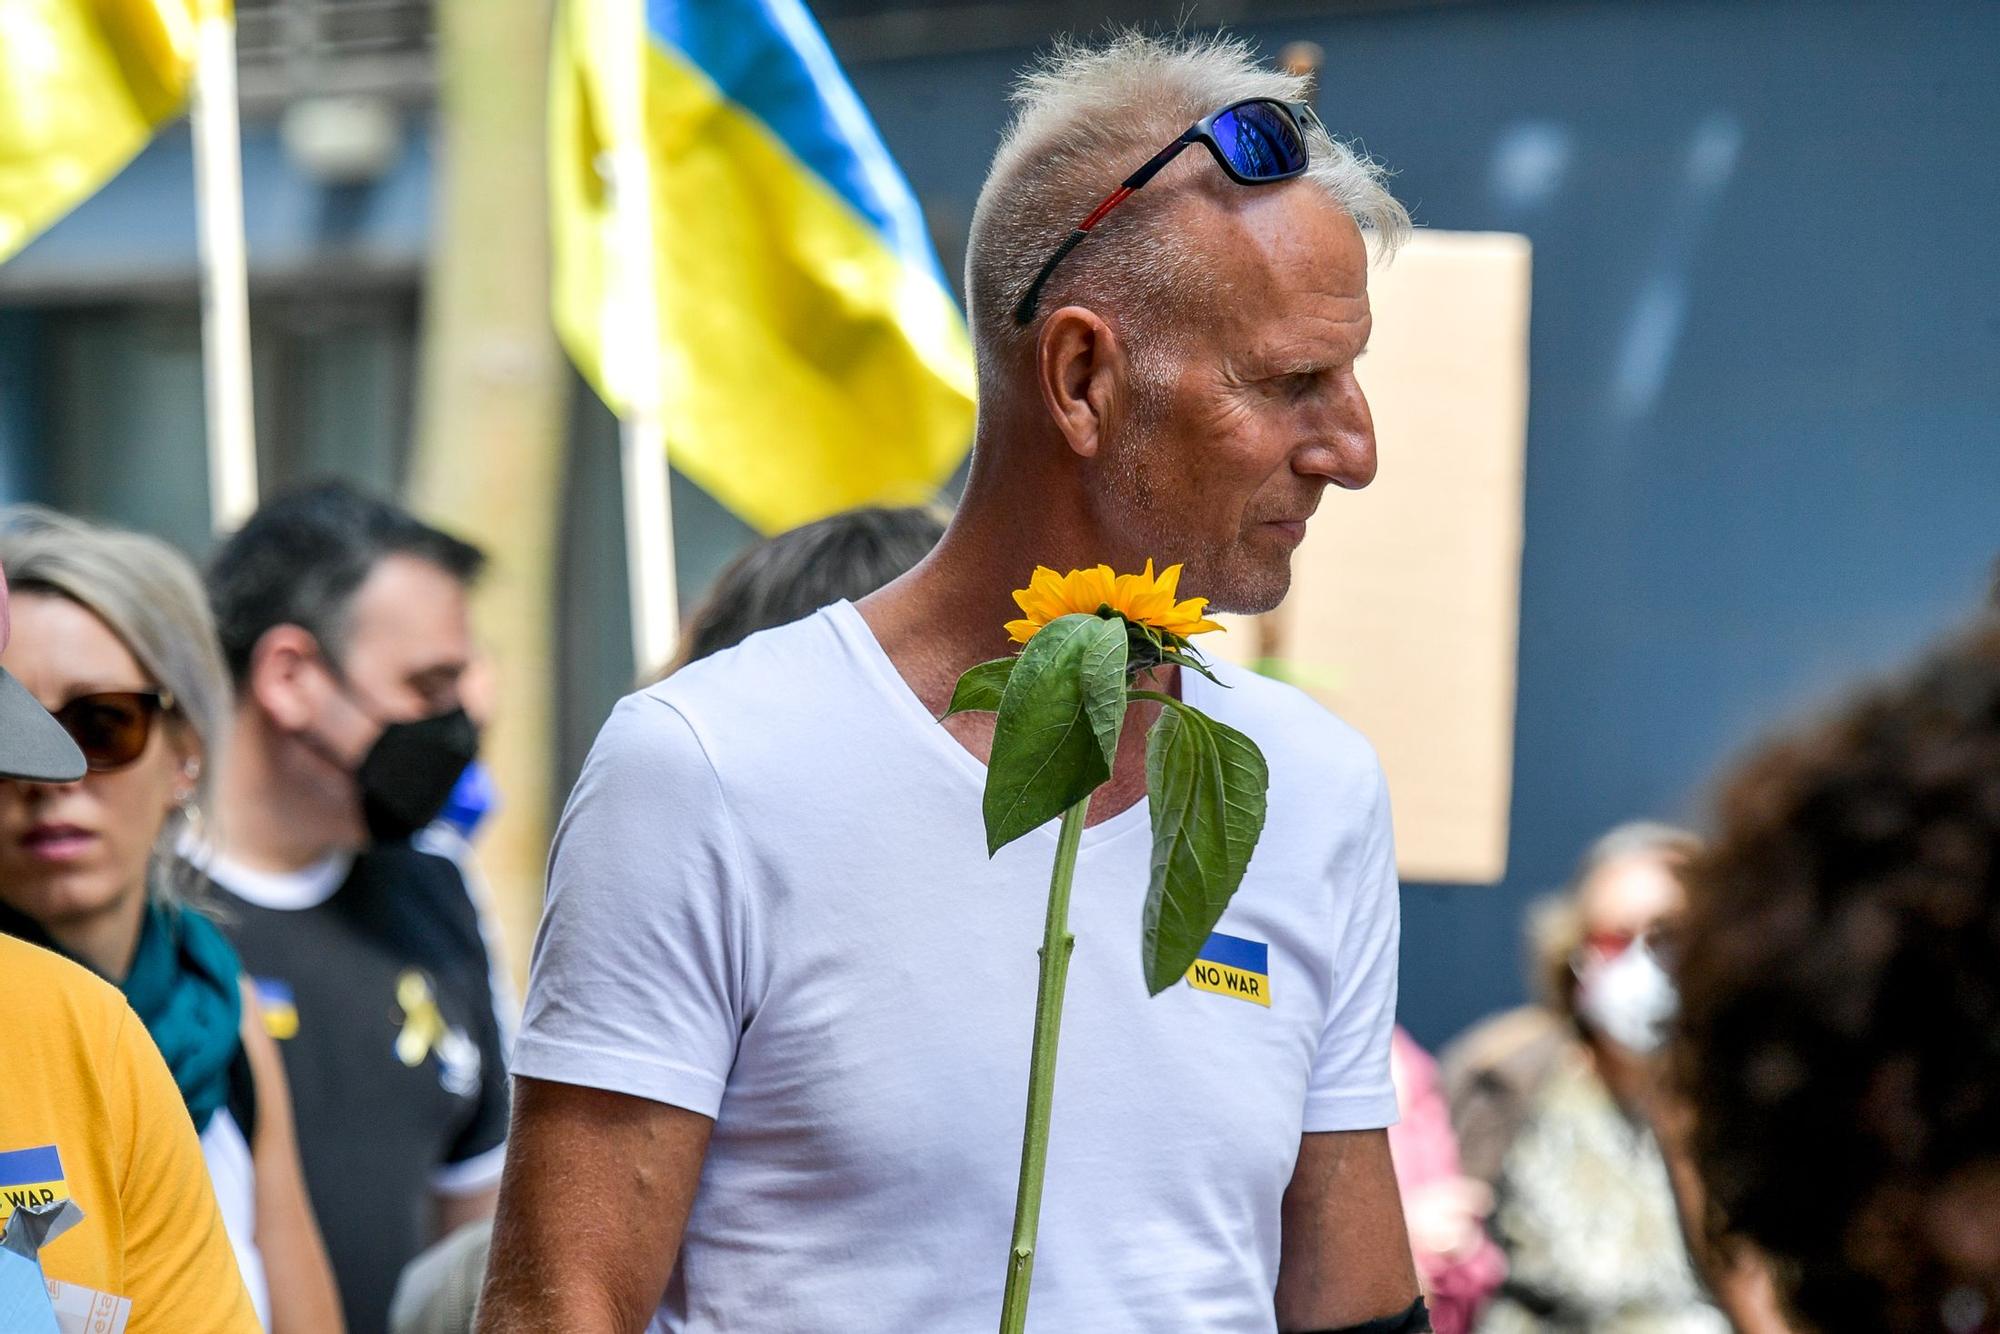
[550,0,976,536]
[0,0,219,263]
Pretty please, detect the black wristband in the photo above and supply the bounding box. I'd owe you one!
[1289,1295,1433,1334]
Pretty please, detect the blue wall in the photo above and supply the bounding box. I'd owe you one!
[845,0,2000,1047]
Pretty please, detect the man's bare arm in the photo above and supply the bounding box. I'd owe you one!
[1275,1129,1421,1332]
[476,1076,714,1333]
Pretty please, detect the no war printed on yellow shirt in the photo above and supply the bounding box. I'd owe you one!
[0,934,259,1334]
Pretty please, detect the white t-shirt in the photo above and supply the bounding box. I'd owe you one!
[200,1108,268,1331]
[514,601,1401,1333]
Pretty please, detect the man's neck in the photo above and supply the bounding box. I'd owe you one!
[861,428,1106,699]
[211,708,356,874]
[857,431,1174,824]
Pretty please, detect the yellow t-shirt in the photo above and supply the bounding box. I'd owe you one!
[0,934,259,1333]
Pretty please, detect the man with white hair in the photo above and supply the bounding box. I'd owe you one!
[483,32,1423,1333]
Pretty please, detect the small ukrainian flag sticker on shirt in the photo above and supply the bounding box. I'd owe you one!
[255,977,299,1041]
[1185,932,1271,1007]
[0,1145,70,1228]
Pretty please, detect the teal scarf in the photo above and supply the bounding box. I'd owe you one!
[0,898,243,1131]
[119,901,243,1132]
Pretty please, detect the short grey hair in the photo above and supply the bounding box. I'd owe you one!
[965,30,1410,376]
[0,507,230,899]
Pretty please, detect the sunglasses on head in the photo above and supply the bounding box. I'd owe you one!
[1012,97,1325,326]
[49,690,175,774]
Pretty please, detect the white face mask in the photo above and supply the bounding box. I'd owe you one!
[1575,935,1678,1054]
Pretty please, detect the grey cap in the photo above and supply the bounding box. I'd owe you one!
[0,665,85,783]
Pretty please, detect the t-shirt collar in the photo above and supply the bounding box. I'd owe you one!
[180,833,354,911]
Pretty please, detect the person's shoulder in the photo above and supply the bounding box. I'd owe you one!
[356,842,471,895]
[1200,657,1384,787]
[0,934,133,1058]
[598,608,849,770]
[651,607,843,716]
[348,846,485,950]
[1438,1004,1572,1096]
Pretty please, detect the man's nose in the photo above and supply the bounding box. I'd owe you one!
[1290,374,1378,490]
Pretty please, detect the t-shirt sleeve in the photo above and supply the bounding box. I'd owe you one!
[110,1008,262,1334]
[511,692,749,1118]
[434,918,513,1197]
[1302,759,1402,1133]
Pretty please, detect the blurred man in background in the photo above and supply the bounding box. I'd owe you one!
[390,502,947,1334]
[198,481,510,1334]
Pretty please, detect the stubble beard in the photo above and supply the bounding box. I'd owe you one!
[1110,403,1293,619]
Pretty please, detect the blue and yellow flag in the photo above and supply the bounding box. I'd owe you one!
[551,0,977,535]
[1186,931,1271,1006]
[0,1144,70,1230]
[0,0,213,263]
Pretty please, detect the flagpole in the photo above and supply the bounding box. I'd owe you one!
[601,0,679,673]
[190,2,259,533]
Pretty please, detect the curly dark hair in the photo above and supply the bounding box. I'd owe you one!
[1672,618,2000,1333]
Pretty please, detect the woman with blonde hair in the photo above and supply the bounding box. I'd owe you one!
[0,507,342,1332]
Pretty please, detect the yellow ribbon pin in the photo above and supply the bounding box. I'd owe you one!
[395,970,447,1067]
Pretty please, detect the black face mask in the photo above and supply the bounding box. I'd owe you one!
[356,707,481,845]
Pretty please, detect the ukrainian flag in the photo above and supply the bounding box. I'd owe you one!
[551,0,976,535]
[0,0,209,263]
[0,1145,70,1230]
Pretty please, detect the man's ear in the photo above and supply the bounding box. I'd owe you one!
[246,625,325,732]
[1035,305,1128,460]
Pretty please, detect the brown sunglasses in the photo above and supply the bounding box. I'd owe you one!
[49,690,176,774]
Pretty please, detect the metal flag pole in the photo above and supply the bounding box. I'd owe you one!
[190,0,259,533]
[601,0,680,673]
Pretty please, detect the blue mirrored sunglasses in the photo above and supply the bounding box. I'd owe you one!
[1011,97,1324,326]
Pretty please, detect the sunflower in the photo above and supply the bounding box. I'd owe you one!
[1005,560,1224,646]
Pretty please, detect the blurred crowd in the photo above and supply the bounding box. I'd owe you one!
[1,480,1994,1333]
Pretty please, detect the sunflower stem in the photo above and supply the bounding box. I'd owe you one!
[998,794,1089,1334]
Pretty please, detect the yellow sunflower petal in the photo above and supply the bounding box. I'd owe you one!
[1072,566,1113,613]
[1005,560,1227,644]
[1110,573,1150,620]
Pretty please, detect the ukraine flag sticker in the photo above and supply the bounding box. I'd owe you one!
[255,977,299,1041]
[0,1144,70,1227]
[1185,932,1271,1007]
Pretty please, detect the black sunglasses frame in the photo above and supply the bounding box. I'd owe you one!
[1011,98,1326,326]
[52,689,177,774]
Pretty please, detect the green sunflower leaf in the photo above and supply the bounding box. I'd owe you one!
[942,657,1017,718]
[983,613,1129,856]
[1158,648,1226,687]
[1138,696,1270,995]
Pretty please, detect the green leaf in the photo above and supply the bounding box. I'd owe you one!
[1140,698,1270,995]
[942,657,1016,718]
[1158,648,1226,687]
[983,614,1130,855]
